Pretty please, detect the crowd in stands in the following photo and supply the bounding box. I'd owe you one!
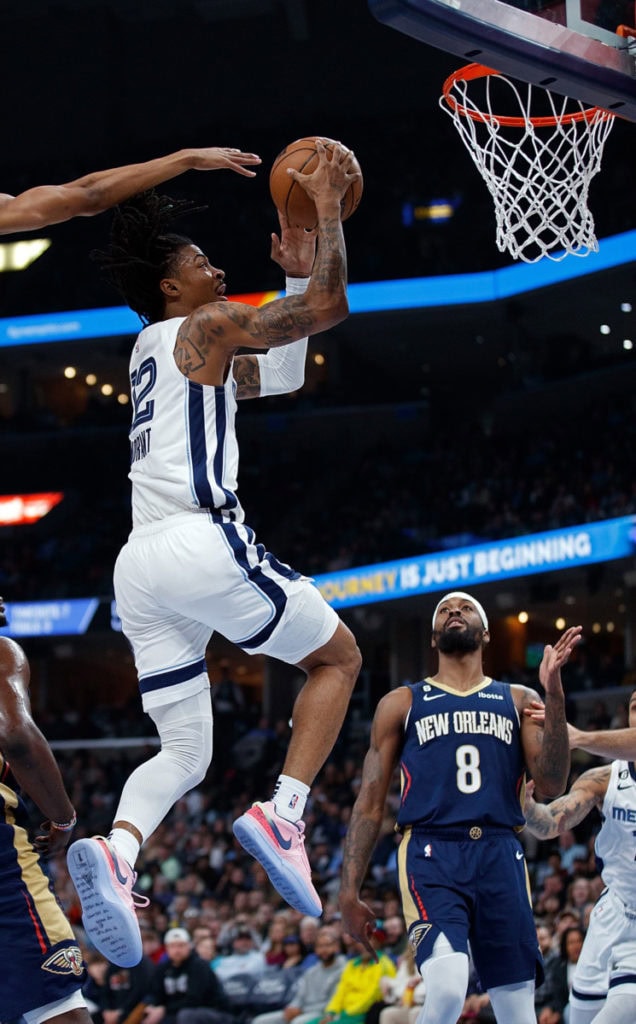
[24,683,628,1024]
[3,391,636,604]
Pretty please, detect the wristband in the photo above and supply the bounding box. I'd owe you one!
[50,812,77,832]
[285,276,309,295]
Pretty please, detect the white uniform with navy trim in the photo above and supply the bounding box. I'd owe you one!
[127,318,243,527]
[114,318,338,711]
[570,760,636,1011]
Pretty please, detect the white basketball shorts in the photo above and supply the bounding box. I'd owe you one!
[113,511,339,710]
[571,886,636,1001]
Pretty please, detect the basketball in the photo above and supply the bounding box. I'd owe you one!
[269,136,363,230]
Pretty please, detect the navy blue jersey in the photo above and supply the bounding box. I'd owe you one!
[396,677,526,830]
[0,751,85,1019]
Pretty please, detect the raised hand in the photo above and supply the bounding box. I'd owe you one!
[270,209,317,277]
[189,147,262,176]
[289,140,360,204]
[539,625,582,695]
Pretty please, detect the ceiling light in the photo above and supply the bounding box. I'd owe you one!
[592,622,601,634]
[518,611,528,624]
[606,621,615,632]
[624,339,633,350]
[117,393,129,405]
[64,366,76,379]
[101,384,113,396]
[86,374,97,386]
[313,353,325,366]
[600,324,611,335]
[0,238,51,272]
[621,302,632,312]
[555,617,566,630]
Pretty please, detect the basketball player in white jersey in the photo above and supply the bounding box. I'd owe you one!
[339,592,581,1024]
[524,688,636,1024]
[67,141,362,967]
[0,146,261,234]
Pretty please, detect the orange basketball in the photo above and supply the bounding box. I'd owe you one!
[269,136,363,230]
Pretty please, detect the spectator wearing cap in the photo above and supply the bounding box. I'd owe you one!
[142,928,232,1024]
[212,927,267,982]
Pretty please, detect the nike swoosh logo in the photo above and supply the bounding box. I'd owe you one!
[617,784,633,790]
[103,844,129,885]
[515,851,524,860]
[423,693,445,701]
[264,814,293,851]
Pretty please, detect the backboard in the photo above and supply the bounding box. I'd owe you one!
[369,0,636,119]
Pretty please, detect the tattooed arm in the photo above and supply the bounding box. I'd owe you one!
[339,687,410,956]
[173,142,359,390]
[516,625,582,798]
[232,216,315,400]
[523,766,610,839]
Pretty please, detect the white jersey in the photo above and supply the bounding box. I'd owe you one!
[127,317,244,528]
[596,759,636,905]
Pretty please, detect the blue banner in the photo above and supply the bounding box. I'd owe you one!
[0,598,99,637]
[314,516,636,609]
[1,230,635,347]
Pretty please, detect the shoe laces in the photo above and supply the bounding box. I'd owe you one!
[97,836,150,908]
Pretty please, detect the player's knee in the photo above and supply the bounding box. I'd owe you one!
[421,952,468,1022]
[328,621,362,685]
[152,694,213,787]
[341,628,362,687]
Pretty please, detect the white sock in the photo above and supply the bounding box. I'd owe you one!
[108,828,140,870]
[273,775,309,823]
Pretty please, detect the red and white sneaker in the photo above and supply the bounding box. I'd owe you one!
[67,836,148,967]
[233,801,322,917]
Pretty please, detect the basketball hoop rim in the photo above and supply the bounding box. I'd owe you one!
[441,62,614,126]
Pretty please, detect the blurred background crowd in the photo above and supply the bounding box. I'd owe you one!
[21,679,628,1024]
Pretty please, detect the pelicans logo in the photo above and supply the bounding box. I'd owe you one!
[42,945,85,976]
[408,923,433,952]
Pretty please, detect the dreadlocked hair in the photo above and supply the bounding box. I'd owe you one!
[91,190,208,325]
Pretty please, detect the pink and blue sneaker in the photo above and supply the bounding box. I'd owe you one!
[233,800,322,917]
[67,836,148,967]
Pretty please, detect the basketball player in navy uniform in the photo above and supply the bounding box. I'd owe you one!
[67,141,362,967]
[524,688,636,1024]
[0,146,260,235]
[339,591,581,1024]
[0,599,93,1024]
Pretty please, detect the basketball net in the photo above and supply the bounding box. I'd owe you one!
[440,64,615,263]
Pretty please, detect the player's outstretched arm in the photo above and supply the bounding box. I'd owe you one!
[339,687,410,957]
[0,636,76,854]
[519,625,582,798]
[523,769,609,839]
[569,724,636,759]
[0,146,261,235]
